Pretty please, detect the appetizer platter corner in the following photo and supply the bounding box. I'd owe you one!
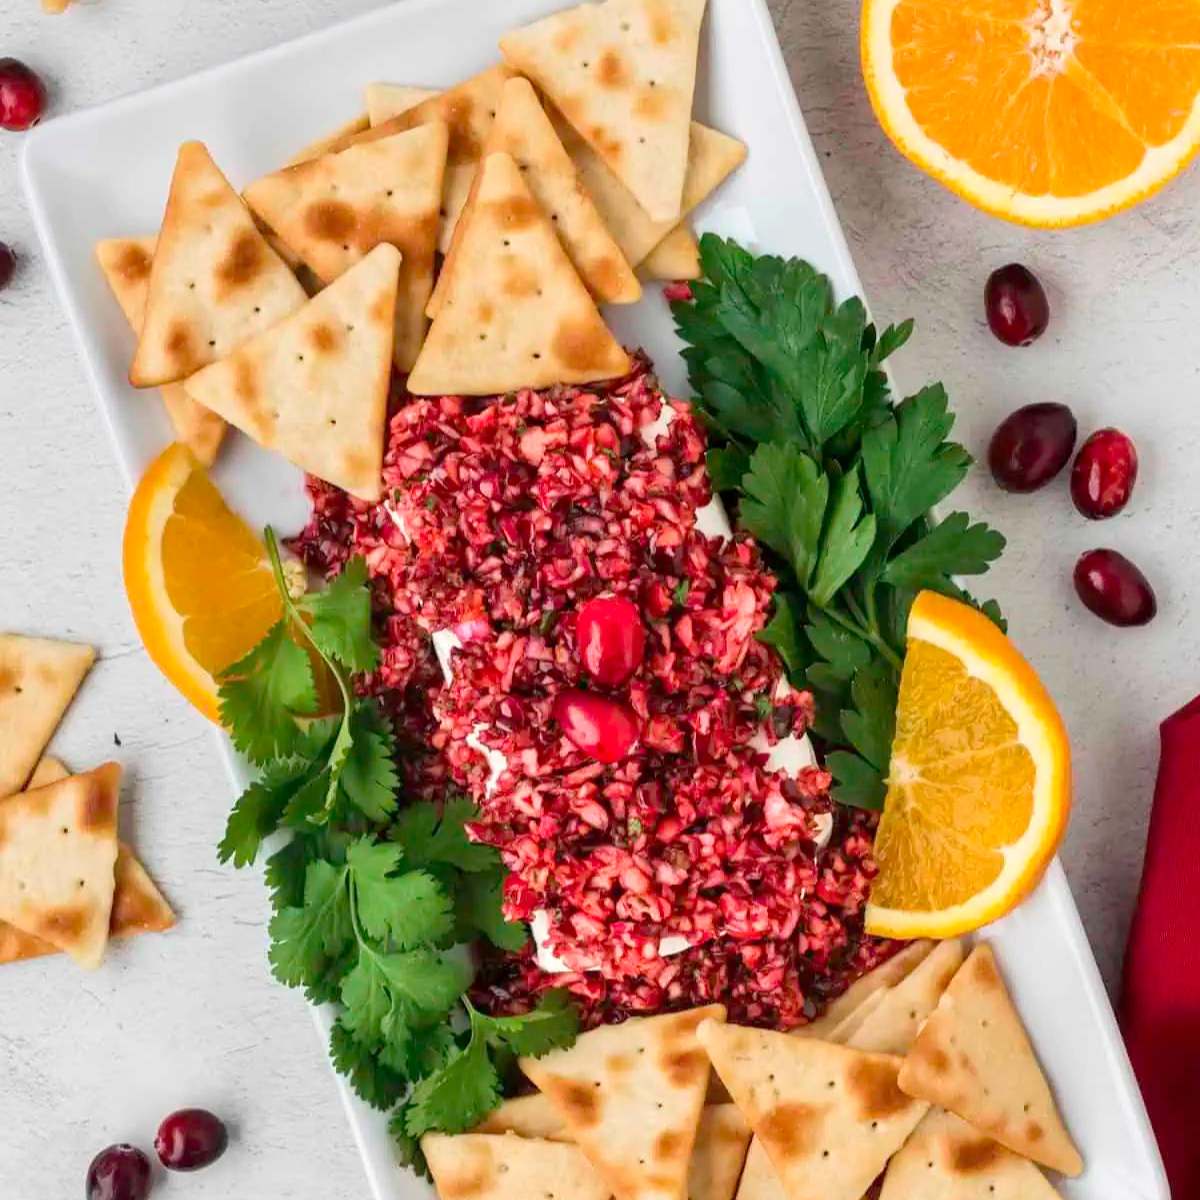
[16,1,1168,1199]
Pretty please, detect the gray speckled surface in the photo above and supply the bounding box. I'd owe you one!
[0,0,1189,1194]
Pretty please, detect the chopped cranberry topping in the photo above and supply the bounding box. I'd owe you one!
[290,354,895,1028]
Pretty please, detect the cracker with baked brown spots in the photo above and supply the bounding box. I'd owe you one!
[244,122,447,370]
[0,759,175,967]
[409,152,629,396]
[0,762,120,969]
[500,0,707,222]
[129,142,306,388]
[846,938,964,1057]
[878,1108,1062,1199]
[429,77,639,318]
[697,1018,927,1200]
[423,1133,608,1200]
[184,244,399,501]
[96,234,231,464]
[897,943,1082,1176]
[552,113,744,268]
[521,1005,725,1200]
[329,66,517,255]
[0,634,95,799]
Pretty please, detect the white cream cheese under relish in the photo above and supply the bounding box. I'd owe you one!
[413,405,831,974]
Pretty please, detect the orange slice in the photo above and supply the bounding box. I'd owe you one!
[123,443,282,722]
[865,591,1070,939]
[862,0,1200,226]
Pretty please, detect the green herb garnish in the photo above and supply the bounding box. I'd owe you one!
[673,236,1005,810]
[216,531,576,1170]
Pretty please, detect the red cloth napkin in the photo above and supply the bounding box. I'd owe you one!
[1120,695,1200,1198]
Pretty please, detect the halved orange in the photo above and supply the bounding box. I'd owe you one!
[123,443,282,722]
[862,0,1200,226]
[865,591,1071,939]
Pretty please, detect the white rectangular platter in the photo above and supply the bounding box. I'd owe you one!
[21,1,1167,1197]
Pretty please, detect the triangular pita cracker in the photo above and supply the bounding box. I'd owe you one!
[522,1005,725,1200]
[688,1104,751,1200]
[366,83,441,127]
[697,1019,928,1200]
[424,1134,609,1200]
[244,122,448,370]
[184,243,400,501]
[554,112,745,266]
[329,65,518,253]
[796,941,934,1042]
[501,0,708,222]
[879,1108,1063,1200]
[847,938,964,1056]
[641,225,700,281]
[898,944,1082,1176]
[734,942,934,1200]
[0,763,120,969]
[474,1093,571,1141]
[430,77,640,317]
[2,754,173,964]
[95,236,227,465]
[409,153,630,396]
[0,634,95,798]
[285,114,372,167]
[130,141,307,386]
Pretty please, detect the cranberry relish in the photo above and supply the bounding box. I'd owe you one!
[292,355,894,1029]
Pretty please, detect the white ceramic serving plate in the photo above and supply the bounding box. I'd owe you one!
[22,1,1167,1197]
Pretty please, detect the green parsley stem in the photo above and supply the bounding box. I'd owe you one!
[818,600,902,673]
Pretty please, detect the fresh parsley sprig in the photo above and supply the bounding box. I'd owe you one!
[674,236,1006,810]
[215,536,575,1166]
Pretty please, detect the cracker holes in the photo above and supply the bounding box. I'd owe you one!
[207,339,216,348]
[908,1010,917,1020]
[254,306,262,314]
[1022,1103,1031,1114]
[386,189,395,197]
[77,879,85,889]
[826,1080,836,1089]
[60,826,69,836]
[821,1150,830,1159]
[297,354,305,363]
[532,352,542,361]
[188,281,196,290]
[870,1121,879,1130]
[329,419,338,427]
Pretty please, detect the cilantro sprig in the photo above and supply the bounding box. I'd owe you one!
[674,236,1006,809]
[215,534,575,1167]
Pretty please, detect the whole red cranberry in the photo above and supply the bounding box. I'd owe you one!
[1071,428,1138,519]
[0,58,47,132]
[552,689,638,763]
[1074,549,1156,627]
[86,1145,152,1200]
[0,241,14,291]
[988,402,1077,493]
[985,264,1050,346]
[154,1108,228,1172]
[576,594,646,687]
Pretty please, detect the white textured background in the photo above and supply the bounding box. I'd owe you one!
[1,0,1193,1194]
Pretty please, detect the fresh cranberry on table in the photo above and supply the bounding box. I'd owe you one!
[552,689,639,763]
[0,241,14,292]
[154,1108,228,1172]
[1071,428,1138,519]
[1074,549,1157,627]
[0,58,47,132]
[576,594,646,687]
[988,402,1077,492]
[85,1145,152,1200]
[984,263,1050,346]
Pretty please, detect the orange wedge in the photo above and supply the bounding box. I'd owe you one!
[865,591,1070,939]
[123,443,282,722]
[862,0,1200,226]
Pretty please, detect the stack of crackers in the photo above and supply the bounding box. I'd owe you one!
[0,634,173,970]
[424,942,1081,1200]
[95,0,744,504]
